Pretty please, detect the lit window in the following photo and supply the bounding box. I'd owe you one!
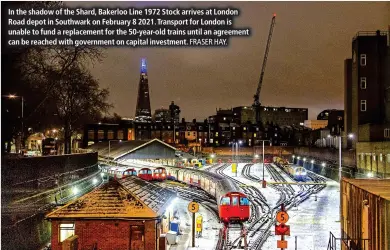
[360,77,367,89]
[380,154,383,162]
[233,127,235,131]
[59,223,75,242]
[210,139,214,143]
[384,128,390,138]
[360,100,367,111]
[88,130,94,140]
[243,127,247,131]
[223,117,226,120]
[254,133,257,137]
[360,54,366,66]
[216,132,219,136]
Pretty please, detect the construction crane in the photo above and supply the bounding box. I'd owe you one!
[253,14,276,124]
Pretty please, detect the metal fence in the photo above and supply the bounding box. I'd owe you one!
[328,232,370,250]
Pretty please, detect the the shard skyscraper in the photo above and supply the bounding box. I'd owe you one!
[135,58,152,123]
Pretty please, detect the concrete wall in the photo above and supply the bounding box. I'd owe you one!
[356,141,390,178]
[202,146,294,156]
[293,147,356,167]
[1,153,99,250]
[2,152,98,189]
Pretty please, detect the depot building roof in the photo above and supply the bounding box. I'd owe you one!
[46,176,176,220]
[343,178,390,201]
[88,138,177,160]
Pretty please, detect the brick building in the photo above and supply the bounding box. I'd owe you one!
[46,177,176,250]
[345,31,390,147]
[344,30,390,176]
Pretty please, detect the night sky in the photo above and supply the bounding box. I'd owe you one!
[66,1,389,120]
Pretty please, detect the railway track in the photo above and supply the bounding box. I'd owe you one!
[213,164,271,250]
[238,163,327,249]
[158,182,220,219]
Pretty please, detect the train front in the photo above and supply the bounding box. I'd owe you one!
[217,178,250,224]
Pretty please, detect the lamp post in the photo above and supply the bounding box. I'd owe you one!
[258,140,271,186]
[199,138,202,158]
[328,134,354,182]
[3,94,24,150]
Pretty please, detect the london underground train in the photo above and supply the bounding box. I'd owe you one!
[219,192,250,223]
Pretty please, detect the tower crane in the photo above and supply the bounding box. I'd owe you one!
[253,14,276,124]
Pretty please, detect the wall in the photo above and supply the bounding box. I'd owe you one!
[356,141,390,177]
[341,179,390,250]
[202,146,294,156]
[293,147,356,167]
[1,153,99,250]
[2,152,98,189]
[50,219,158,250]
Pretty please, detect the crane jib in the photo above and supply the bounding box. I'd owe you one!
[253,15,276,122]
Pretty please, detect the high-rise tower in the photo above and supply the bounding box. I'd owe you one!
[135,58,152,123]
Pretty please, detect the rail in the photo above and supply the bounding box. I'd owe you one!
[327,231,370,250]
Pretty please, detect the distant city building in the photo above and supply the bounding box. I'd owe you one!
[317,109,344,135]
[135,58,152,123]
[153,108,170,122]
[233,106,256,124]
[303,120,328,130]
[259,106,308,126]
[169,101,181,123]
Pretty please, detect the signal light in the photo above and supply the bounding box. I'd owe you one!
[275,224,290,236]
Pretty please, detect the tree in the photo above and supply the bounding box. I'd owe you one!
[52,64,111,154]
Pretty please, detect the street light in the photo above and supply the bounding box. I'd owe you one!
[3,94,24,149]
[258,140,271,187]
[332,133,354,182]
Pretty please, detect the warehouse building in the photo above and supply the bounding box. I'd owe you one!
[88,138,178,166]
[338,178,390,250]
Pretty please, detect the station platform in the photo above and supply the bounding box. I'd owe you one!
[166,198,220,250]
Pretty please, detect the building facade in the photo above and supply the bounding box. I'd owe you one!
[259,106,308,126]
[153,108,170,122]
[348,31,389,146]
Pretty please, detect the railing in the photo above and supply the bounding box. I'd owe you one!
[327,232,370,250]
[353,31,388,40]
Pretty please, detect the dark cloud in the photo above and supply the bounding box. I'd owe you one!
[66,1,389,120]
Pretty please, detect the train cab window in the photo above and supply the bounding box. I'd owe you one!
[232,196,238,206]
[132,171,137,175]
[221,197,230,205]
[240,197,249,206]
[147,170,152,174]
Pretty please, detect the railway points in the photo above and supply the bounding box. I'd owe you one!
[98,159,341,250]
